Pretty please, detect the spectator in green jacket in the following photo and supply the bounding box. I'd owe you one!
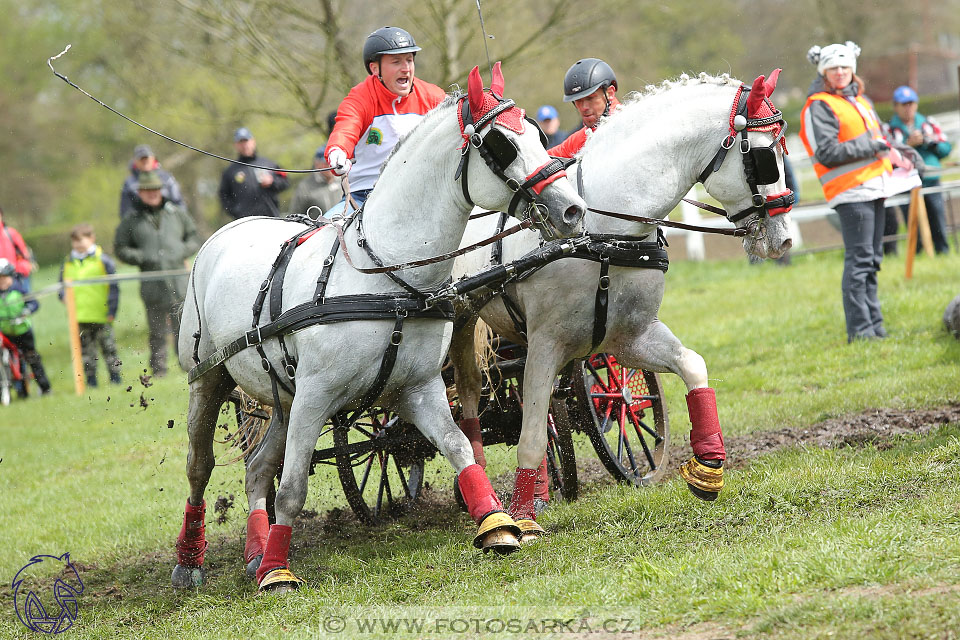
[59,223,122,387]
[0,258,51,397]
[114,171,200,377]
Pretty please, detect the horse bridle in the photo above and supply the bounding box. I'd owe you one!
[697,84,795,225]
[454,93,568,238]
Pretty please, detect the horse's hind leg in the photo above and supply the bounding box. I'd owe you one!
[172,369,235,588]
[396,376,521,555]
[242,407,290,580]
[623,320,725,501]
[449,317,486,468]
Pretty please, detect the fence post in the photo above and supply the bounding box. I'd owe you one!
[63,280,86,395]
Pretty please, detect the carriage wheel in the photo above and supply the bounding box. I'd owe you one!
[333,407,426,525]
[573,354,669,486]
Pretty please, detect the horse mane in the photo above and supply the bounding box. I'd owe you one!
[381,93,460,170]
[589,72,742,139]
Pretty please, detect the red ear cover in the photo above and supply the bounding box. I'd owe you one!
[468,65,484,118]
[764,68,781,98]
[746,74,766,117]
[491,61,504,97]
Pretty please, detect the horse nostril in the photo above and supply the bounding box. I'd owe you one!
[780,238,793,252]
[563,204,584,226]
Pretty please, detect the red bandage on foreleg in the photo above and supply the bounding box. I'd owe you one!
[244,509,270,564]
[175,499,208,568]
[509,467,537,521]
[459,417,486,469]
[255,524,293,583]
[686,387,725,460]
[533,456,550,502]
[457,464,503,524]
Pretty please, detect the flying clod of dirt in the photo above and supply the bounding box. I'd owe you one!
[139,373,153,388]
[139,393,149,410]
[214,494,235,524]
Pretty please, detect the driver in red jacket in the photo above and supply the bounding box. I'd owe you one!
[324,26,446,216]
[548,58,621,159]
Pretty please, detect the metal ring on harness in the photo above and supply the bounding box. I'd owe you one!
[390,330,403,346]
[598,274,610,290]
[260,357,271,372]
[721,134,736,150]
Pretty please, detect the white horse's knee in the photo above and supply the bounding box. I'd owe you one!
[274,478,308,521]
[679,348,708,390]
[440,428,475,471]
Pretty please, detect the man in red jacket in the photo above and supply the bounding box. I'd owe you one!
[0,205,33,289]
[324,26,446,216]
[548,58,621,159]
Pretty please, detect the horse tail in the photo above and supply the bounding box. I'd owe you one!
[473,318,498,394]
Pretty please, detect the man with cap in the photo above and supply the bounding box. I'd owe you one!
[119,144,184,218]
[114,170,200,377]
[536,105,568,148]
[324,26,446,215]
[218,127,290,220]
[547,58,621,158]
[288,145,342,216]
[883,85,953,255]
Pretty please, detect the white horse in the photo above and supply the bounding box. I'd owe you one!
[172,64,586,591]
[449,71,794,538]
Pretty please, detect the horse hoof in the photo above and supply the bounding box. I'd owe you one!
[533,498,550,516]
[473,511,522,554]
[257,567,304,594]
[679,456,723,502]
[515,518,546,544]
[245,554,263,581]
[171,564,204,588]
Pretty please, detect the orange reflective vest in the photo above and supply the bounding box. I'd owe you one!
[800,92,892,201]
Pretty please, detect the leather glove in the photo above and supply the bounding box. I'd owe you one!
[327,147,352,177]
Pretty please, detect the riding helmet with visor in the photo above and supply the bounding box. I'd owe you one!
[363,27,422,75]
[562,58,617,103]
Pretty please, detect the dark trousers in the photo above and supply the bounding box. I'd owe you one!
[79,322,122,385]
[883,191,951,255]
[144,298,181,376]
[837,199,886,341]
[10,330,51,393]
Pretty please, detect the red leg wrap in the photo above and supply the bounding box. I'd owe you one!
[175,499,207,568]
[686,387,725,461]
[244,509,270,564]
[509,467,537,521]
[459,417,486,469]
[255,524,292,584]
[457,464,503,524]
[533,456,550,502]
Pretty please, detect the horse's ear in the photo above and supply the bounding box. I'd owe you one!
[468,65,484,117]
[764,68,782,98]
[747,74,766,117]
[491,61,504,97]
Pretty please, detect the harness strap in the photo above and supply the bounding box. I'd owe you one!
[313,234,342,303]
[357,312,405,411]
[591,256,610,351]
[188,294,454,383]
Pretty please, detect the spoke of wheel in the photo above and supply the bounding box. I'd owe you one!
[382,452,395,506]
[620,420,640,476]
[629,415,656,470]
[393,456,411,499]
[375,453,388,515]
[352,424,375,439]
[358,453,375,494]
[600,401,614,433]
[627,404,661,440]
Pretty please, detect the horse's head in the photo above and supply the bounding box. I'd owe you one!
[457,62,585,239]
[699,70,794,259]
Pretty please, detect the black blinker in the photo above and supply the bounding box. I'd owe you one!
[749,147,780,185]
[481,128,519,169]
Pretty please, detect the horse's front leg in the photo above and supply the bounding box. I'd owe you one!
[255,388,335,592]
[242,405,290,580]
[510,336,571,542]
[172,369,235,588]
[623,319,725,501]
[449,316,486,467]
[396,376,521,555]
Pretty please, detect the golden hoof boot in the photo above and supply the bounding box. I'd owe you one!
[473,511,522,554]
[515,519,546,544]
[257,567,305,594]
[679,457,723,501]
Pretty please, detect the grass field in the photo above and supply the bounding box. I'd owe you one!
[1,244,959,639]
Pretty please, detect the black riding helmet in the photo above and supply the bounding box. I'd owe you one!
[562,58,618,103]
[362,27,422,75]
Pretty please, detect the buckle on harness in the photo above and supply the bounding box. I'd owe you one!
[599,275,610,290]
[261,357,271,372]
[245,327,262,347]
[390,330,403,346]
[284,362,297,379]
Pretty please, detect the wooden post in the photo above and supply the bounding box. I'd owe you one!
[63,280,85,395]
[905,188,920,279]
[915,189,935,257]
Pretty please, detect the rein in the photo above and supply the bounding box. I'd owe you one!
[586,206,748,237]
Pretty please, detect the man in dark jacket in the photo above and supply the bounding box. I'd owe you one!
[218,127,289,220]
[119,144,184,218]
[114,171,200,376]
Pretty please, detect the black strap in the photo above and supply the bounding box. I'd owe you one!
[313,233,342,303]
[500,287,527,339]
[357,313,405,411]
[591,256,610,351]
